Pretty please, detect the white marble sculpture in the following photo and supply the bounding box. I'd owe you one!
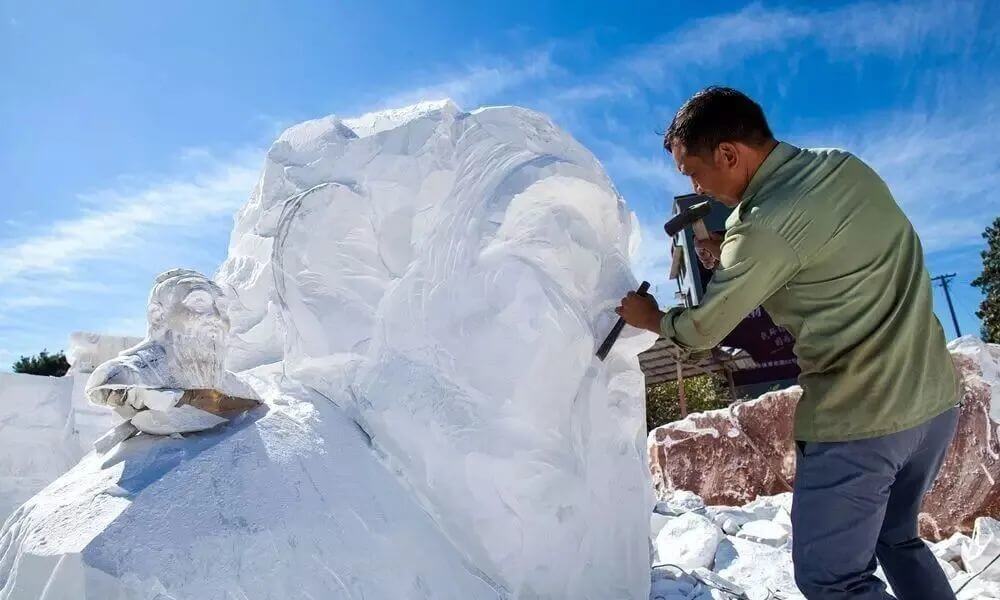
[86,269,260,443]
[0,102,653,600]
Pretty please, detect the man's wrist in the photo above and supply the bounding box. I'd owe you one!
[646,310,666,335]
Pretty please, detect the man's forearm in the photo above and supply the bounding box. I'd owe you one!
[658,225,801,351]
[660,305,727,351]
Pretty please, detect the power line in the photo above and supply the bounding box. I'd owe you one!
[932,273,962,339]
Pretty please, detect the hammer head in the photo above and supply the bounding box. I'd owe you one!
[663,201,712,237]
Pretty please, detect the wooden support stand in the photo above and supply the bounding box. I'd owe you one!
[676,360,687,418]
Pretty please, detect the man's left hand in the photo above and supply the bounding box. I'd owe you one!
[615,291,665,334]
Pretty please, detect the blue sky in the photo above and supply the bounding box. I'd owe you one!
[1,0,998,368]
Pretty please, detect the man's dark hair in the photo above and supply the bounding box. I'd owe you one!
[664,86,774,156]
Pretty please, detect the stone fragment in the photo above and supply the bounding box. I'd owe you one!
[93,420,139,453]
[690,568,746,599]
[655,512,723,571]
[655,489,707,516]
[742,493,793,521]
[714,536,803,599]
[705,506,756,536]
[931,531,971,563]
[735,519,790,548]
[961,517,1000,581]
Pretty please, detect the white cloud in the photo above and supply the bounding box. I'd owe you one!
[616,5,811,90]
[380,49,558,110]
[343,0,978,136]
[557,1,978,105]
[816,1,978,56]
[0,295,68,310]
[552,81,637,104]
[0,147,264,370]
[0,149,261,284]
[599,141,684,189]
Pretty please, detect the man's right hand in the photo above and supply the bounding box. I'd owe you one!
[694,232,724,270]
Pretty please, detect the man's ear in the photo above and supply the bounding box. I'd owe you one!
[716,142,739,170]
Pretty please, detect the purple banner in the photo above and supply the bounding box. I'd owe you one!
[721,307,800,386]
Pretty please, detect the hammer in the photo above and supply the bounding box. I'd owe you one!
[664,200,712,240]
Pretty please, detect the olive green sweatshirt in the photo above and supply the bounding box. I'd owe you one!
[660,142,960,442]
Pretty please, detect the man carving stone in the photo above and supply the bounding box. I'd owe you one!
[617,87,960,600]
[86,269,260,446]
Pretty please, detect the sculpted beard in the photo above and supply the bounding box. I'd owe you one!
[161,312,228,388]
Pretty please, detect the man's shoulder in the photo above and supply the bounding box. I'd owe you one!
[757,146,872,209]
[796,147,885,188]
[784,146,861,184]
[729,146,867,253]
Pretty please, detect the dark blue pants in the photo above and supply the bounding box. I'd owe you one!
[791,407,959,600]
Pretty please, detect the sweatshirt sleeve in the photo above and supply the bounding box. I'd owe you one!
[661,224,800,351]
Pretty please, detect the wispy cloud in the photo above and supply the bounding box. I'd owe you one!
[0,149,261,284]
[614,5,810,91]
[380,48,559,110]
[347,1,979,132]
[599,141,685,188]
[0,295,68,310]
[556,1,978,105]
[0,148,264,366]
[816,1,979,56]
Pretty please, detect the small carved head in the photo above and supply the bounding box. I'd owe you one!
[146,269,230,339]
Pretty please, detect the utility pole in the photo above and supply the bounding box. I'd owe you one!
[931,273,962,339]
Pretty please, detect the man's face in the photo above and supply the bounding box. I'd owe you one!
[670,142,745,207]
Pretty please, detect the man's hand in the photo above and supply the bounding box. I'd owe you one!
[615,291,665,334]
[694,232,724,270]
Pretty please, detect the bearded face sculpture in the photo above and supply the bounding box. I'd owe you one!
[86,269,260,443]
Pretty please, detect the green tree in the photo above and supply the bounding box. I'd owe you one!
[645,374,731,430]
[972,217,1000,343]
[12,349,70,377]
